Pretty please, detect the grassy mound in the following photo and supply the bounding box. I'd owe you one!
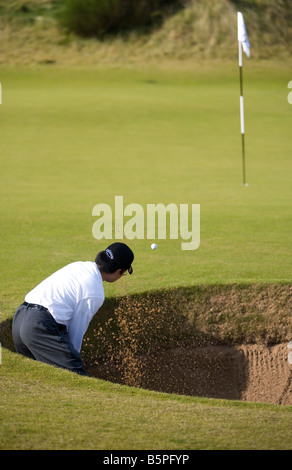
[0,0,292,65]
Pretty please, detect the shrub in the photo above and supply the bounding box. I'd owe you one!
[59,0,184,38]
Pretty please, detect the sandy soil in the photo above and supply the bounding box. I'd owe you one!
[87,343,292,405]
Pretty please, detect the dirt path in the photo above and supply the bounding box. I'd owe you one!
[87,343,292,405]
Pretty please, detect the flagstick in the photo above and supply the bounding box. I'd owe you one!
[238,40,248,186]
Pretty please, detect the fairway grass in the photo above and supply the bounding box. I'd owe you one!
[0,62,291,308]
[0,62,291,449]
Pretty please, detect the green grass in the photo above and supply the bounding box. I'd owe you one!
[1,348,292,450]
[0,62,291,310]
[0,61,291,449]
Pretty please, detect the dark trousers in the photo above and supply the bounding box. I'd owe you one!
[12,303,87,376]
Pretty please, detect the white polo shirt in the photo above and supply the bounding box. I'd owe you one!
[25,261,105,353]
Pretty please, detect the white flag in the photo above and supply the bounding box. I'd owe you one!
[237,12,250,57]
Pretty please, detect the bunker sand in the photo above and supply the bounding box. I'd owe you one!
[87,343,292,405]
[83,286,292,406]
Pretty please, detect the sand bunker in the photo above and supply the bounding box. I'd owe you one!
[2,285,290,405]
[87,343,292,405]
[82,287,291,405]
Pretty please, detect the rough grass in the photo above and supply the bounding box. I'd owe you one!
[0,0,292,65]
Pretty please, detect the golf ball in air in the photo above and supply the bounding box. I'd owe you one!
[151,243,157,250]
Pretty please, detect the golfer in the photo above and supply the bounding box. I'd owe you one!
[12,242,134,376]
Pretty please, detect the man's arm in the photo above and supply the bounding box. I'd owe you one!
[68,297,104,353]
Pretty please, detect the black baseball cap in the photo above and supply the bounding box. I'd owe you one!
[105,242,134,274]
